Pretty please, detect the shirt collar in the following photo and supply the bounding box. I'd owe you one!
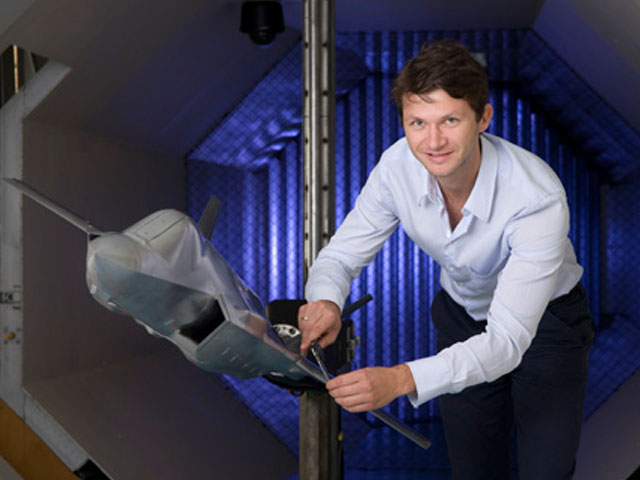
[463,134,498,222]
[424,170,442,206]
[412,149,442,207]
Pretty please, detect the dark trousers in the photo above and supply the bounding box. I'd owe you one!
[431,284,594,480]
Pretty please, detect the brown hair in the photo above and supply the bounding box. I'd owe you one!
[391,39,489,120]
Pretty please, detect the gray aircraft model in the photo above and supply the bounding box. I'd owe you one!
[5,177,431,450]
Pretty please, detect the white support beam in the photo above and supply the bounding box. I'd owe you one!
[0,59,89,473]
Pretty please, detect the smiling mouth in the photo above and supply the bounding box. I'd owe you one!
[426,151,453,161]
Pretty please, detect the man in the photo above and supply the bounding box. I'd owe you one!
[297,40,594,479]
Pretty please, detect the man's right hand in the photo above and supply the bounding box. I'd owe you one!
[297,300,342,355]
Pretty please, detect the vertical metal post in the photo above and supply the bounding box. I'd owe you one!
[301,0,340,479]
[302,0,335,274]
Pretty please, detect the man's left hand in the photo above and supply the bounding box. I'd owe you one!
[325,364,416,412]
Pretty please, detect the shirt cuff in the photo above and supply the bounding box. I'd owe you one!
[405,355,452,407]
[305,283,347,310]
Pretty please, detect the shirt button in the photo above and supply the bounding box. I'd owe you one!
[448,266,454,272]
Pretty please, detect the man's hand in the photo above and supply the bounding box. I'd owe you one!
[298,300,342,355]
[325,364,416,412]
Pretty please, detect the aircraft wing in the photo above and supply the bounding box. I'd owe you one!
[4,178,102,236]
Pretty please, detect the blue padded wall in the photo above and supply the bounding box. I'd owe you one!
[187,29,640,473]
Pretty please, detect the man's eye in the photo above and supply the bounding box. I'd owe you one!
[445,117,458,125]
[412,120,424,127]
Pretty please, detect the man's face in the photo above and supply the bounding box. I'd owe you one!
[401,89,492,185]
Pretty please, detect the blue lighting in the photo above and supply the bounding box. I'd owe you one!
[186,29,640,472]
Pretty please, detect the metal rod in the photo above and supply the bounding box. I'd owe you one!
[300,0,339,479]
[309,341,432,451]
[302,0,335,279]
[4,178,102,236]
[367,409,432,450]
[341,294,373,318]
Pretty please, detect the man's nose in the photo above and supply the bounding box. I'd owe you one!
[425,126,446,150]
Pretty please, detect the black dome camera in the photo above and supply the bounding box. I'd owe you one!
[240,1,285,46]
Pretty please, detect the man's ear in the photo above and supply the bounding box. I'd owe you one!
[478,103,493,132]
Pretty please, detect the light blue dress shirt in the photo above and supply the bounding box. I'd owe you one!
[305,133,583,406]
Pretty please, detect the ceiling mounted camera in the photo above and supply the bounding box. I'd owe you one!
[240,1,285,46]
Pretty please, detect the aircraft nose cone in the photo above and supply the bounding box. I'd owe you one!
[87,234,142,272]
[86,234,143,301]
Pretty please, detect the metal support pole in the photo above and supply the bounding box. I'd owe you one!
[301,0,340,479]
[302,0,335,275]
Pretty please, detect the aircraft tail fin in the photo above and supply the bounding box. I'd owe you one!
[4,178,103,237]
[198,195,222,239]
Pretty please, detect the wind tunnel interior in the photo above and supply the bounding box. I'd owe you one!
[17,121,297,480]
[7,1,300,479]
[4,1,640,480]
[186,29,640,476]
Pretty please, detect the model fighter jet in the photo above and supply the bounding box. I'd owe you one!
[5,177,430,449]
